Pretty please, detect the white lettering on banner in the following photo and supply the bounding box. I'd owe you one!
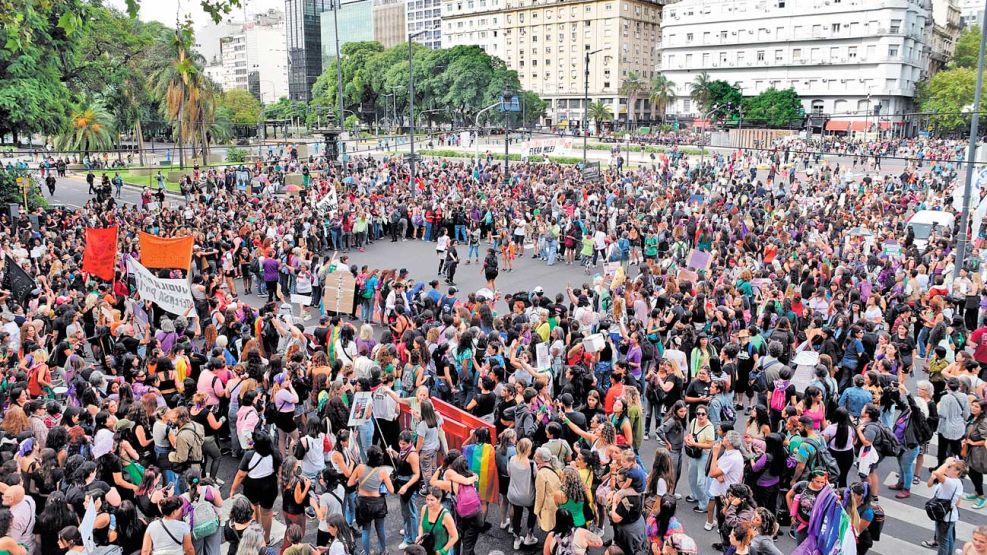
[316,187,338,214]
[126,258,195,316]
[520,138,572,158]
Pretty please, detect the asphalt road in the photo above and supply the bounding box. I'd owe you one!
[37,170,987,554]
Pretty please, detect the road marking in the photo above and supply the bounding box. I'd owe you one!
[871,494,979,541]
[870,533,936,555]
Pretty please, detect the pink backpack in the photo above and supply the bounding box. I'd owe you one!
[770,379,790,412]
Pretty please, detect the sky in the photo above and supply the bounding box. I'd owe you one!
[108,0,283,28]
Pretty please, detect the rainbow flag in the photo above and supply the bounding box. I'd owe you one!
[462,443,498,503]
[795,485,856,555]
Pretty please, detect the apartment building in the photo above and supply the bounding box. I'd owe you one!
[374,0,408,47]
[408,0,443,48]
[443,0,666,128]
[659,0,933,131]
[287,0,332,101]
[205,9,290,103]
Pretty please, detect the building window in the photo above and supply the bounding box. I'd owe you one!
[792,48,801,60]
[686,32,694,43]
[756,50,765,61]
[683,99,691,112]
[890,19,901,33]
[720,30,727,40]
[736,51,745,64]
[848,46,857,59]
[832,23,840,33]
[889,45,898,57]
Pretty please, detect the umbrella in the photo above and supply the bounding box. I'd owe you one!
[284,184,302,193]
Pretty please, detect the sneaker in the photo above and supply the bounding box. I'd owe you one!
[674,493,682,500]
[922,540,939,549]
[888,482,903,491]
[704,521,715,531]
[643,433,650,441]
[500,520,510,530]
[913,476,921,485]
[965,493,981,501]
[685,496,697,503]
[514,537,523,550]
[692,506,707,513]
[975,497,987,509]
[712,543,724,552]
[398,543,409,550]
[524,534,538,546]
[895,491,911,499]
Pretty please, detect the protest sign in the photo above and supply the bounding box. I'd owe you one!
[2,255,36,306]
[316,187,339,214]
[686,249,712,270]
[676,268,699,284]
[520,138,572,158]
[139,231,194,270]
[127,258,195,316]
[322,267,356,315]
[348,391,373,427]
[536,343,551,370]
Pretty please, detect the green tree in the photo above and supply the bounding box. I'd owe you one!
[517,91,547,127]
[619,71,646,126]
[587,101,613,134]
[649,74,676,122]
[917,68,977,131]
[706,81,743,118]
[220,89,262,126]
[150,21,209,167]
[56,100,115,154]
[264,97,308,121]
[952,26,981,69]
[741,88,802,127]
[689,71,713,113]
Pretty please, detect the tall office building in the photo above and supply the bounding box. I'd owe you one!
[374,0,407,48]
[407,0,442,48]
[287,0,331,101]
[202,10,290,103]
[442,0,665,128]
[321,1,375,67]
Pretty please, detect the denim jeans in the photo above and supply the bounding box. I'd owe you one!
[547,239,558,265]
[455,224,467,242]
[936,519,955,555]
[468,244,479,260]
[154,446,179,492]
[424,222,433,241]
[193,529,223,555]
[358,420,375,462]
[643,396,662,435]
[344,491,357,527]
[880,406,896,429]
[399,491,419,544]
[689,451,710,509]
[361,515,387,555]
[918,327,931,358]
[897,445,920,490]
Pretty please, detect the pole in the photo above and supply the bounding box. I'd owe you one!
[954,2,987,280]
[582,51,590,167]
[333,0,345,160]
[504,91,512,175]
[408,34,416,194]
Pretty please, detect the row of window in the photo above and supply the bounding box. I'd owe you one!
[667,17,923,46]
[664,43,920,70]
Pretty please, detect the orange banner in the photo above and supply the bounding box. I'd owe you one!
[139,231,194,270]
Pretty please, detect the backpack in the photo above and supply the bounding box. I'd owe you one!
[769,379,790,412]
[516,407,537,440]
[804,436,840,479]
[867,422,903,458]
[914,407,935,445]
[189,497,220,540]
[750,357,778,393]
[455,481,482,518]
[439,296,456,316]
[293,437,308,460]
[716,398,736,425]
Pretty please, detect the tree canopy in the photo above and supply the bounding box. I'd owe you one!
[741,88,803,127]
[952,26,982,70]
[917,68,977,131]
[309,41,545,128]
[220,89,263,126]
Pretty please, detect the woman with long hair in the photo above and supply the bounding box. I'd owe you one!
[109,500,148,555]
[347,445,395,555]
[647,447,676,498]
[141,496,194,555]
[229,430,281,544]
[845,482,875,555]
[645,494,683,554]
[554,466,592,529]
[278,456,313,545]
[325,514,356,555]
[544,508,604,555]
[494,429,516,530]
[223,495,256,555]
[797,386,827,431]
[623,387,645,453]
[35,491,79,555]
[506,438,539,549]
[745,404,772,441]
[822,407,857,488]
[610,398,634,447]
[964,399,987,509]
[415,400,443,492]
[748,432,787,515]
[234,522,269,555]
[189,392,225,483]
[655,400,688,484]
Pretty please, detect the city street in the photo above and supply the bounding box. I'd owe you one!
[35,172,987,555]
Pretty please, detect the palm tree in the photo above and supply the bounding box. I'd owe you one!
[690,71,713,114]
[56,101,115,155]
[150,22,208,168]
[586,101,613,135]
[619,71,646,129]
[649,74,676,124]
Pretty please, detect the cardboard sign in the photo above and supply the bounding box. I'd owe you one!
[536,343,551,370]
[686,249,712,270]
[676,268,699,284]
[322,267,356,316]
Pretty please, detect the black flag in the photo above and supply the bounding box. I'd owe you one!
[2,255,36,306]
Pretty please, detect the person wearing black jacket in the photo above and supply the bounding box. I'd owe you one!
[888,385,934,499]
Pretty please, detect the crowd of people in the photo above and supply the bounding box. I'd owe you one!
[1,133,987,555]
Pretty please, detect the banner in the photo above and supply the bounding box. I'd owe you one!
[139,231,194,270]
[126,258,194,316]
[82,227,118,281]
[315,187,338,214]
[2,255,36,306]
[519,137,572,158]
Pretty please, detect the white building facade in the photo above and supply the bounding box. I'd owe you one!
[659,0,932,131]
[957,0,985,27]
[209,10,291,104]
[407,0,443,48]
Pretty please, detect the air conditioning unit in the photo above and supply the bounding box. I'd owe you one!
[731,30,737,35]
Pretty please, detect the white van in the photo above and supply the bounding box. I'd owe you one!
[906,210,956,250]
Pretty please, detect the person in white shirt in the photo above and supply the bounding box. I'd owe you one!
[708,431,747,537]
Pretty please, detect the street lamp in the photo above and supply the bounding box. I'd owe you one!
[583,47,607,167]
[408,27,431,196]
